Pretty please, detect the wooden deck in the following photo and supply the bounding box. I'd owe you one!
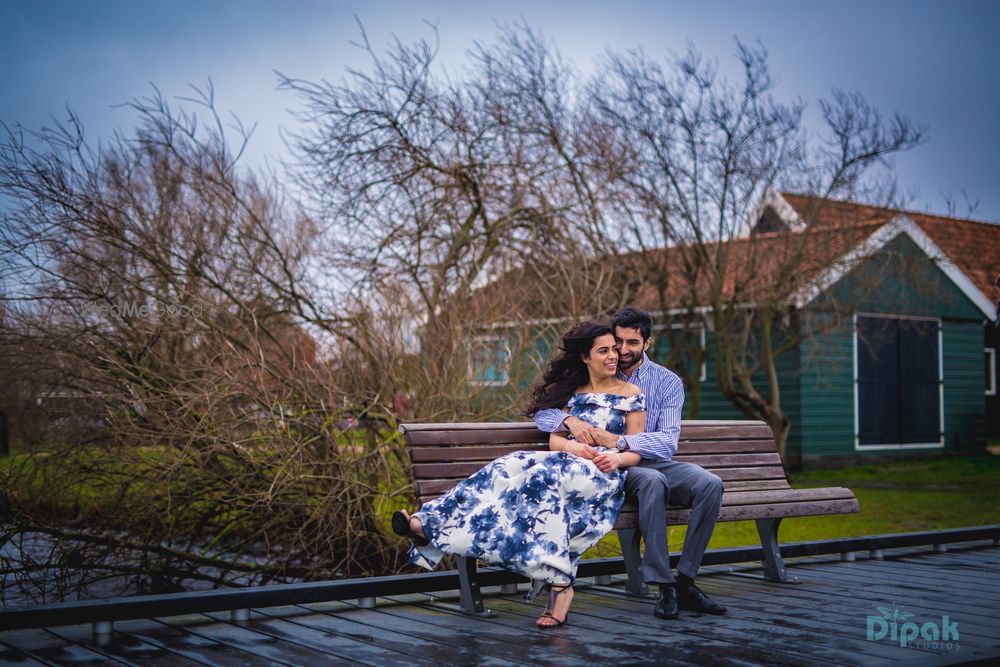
[2,540,998,666]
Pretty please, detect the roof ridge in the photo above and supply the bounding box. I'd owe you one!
[778,191,1000,227]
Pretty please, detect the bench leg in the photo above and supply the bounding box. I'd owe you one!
[755,518,801,584]
[617,528,649,596]
[456,556,497,616]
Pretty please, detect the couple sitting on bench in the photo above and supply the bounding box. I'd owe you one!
[393,307,726,628]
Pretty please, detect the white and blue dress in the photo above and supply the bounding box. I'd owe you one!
[409,392,646,585]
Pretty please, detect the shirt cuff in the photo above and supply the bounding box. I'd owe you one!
[554,412,571,430]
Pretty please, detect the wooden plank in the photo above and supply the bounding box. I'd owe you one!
[410,444,547,462]
[410,444,778,463]
[411,461,523,479]
[45,623,198,666]
[719,487,857,506]
[784,554,1000,604]
[0,627,115,665]
[559,589,887,665]
[611,497,859,529]
[785,562,1000,617]
[414,464,789,495]
[427,591,836,667]
[678,423,774,439]
[417,478,793,505]
[719,479,791,491]
[0,640,46,666]
[695,561,1000,637]
[400,422,539,432]
[412,456,795,483]
[231,609,437,666]
[707,466,788,482]
[673,452,783,467]
[166,612,361,666]
[405,429,547,447]
[116,618,280,667]
[401,420,774,443]
[675,439,777,454]
[262,605,493,666]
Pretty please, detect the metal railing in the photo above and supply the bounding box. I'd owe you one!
[2,524,998,632]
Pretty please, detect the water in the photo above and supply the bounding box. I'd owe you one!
[0,524,302,608]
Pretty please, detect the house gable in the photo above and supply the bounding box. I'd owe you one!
[795,215,995,320]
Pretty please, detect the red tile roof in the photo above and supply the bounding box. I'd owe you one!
[474,193,999,322]
[781,193,1000,308]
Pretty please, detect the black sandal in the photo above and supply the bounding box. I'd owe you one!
[391,510,429,546]
[536,584,573,629]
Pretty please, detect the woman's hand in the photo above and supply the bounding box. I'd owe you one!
[593,451,622,473]
[594,450,640,473]
[565,440,597,460]
[550,434,596,459]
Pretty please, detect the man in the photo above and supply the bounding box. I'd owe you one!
[534,307,726,619]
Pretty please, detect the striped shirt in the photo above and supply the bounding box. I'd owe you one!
[533,353,684,461]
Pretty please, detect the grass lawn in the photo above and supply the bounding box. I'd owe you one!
[587,454,1000,558]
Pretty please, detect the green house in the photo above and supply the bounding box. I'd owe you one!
[472,193,999,468]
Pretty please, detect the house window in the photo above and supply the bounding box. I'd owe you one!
[987,348,997,396]
[469,336,510,386]
[855,315,942,448]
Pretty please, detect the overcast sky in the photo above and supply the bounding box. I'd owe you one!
[3,0,998,222]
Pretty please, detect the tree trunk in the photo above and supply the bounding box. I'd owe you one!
[0,411,8,456]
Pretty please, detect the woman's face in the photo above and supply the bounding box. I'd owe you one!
[583,333,618,379]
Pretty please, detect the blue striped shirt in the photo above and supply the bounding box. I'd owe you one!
[533,353,684,461]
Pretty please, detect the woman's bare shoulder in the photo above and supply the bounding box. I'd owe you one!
[616,381,641,398]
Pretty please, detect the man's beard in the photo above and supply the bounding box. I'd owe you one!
[618,352,640,371]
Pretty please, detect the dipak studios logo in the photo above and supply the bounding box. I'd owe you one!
[866,606,960,650]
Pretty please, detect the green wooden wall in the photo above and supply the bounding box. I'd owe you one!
[478,230,988,463]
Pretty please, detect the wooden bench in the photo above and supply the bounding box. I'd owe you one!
[399,419,859,614]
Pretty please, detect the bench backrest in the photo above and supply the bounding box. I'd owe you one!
[400,420,787,507]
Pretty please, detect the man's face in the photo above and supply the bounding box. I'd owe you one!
[614,326,650,372]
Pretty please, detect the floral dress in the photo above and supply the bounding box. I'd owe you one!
[409,392,646,586]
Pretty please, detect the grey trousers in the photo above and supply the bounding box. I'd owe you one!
[623,460,724,584]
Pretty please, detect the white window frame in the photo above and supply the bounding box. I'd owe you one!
[853,312,945,451]
[987,347,997,396]
[468,335,511,387]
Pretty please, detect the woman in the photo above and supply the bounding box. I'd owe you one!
[393,321,646,628]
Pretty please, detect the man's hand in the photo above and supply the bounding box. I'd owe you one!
[564,416,600,444]
[593,451,622,474]
[564,417,619,447]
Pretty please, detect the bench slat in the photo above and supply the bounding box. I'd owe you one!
[400,421,775,442]
[405,430,547,446]
[673,423,774,440]
[414,463,790,496]
[410,448,781,467]
[415,486,850,511]
[673,452,782,467]
[675,440,777,454]
[410,444,548,462]
[712,479,790,491]
[611,496,861,528]
[415,477,793,506]
[411,452,784,479]
[719,487,856,506]
[412,490,858,526]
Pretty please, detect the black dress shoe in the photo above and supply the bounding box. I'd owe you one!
[654,585,679,619]
[677,580,727,615]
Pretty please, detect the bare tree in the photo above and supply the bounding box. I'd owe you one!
[585,41,925,461]
[0,84,409,599]
[279,23,630,423]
